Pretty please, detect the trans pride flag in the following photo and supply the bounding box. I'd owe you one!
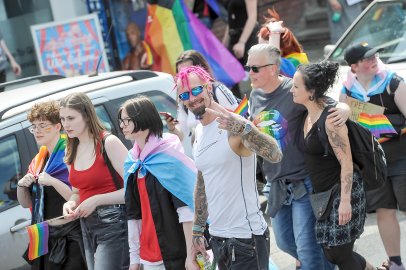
[124,133,197,209]
[144,0,245,87]
[26,221,49,260]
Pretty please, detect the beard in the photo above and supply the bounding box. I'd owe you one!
[189,98,207,119]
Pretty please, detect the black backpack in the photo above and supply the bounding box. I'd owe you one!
[317,107,387,191]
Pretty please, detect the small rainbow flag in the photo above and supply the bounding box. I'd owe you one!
[142,41,154,66]
[357,112,397,138]
[26,221,49,260]
[234,96,249,116]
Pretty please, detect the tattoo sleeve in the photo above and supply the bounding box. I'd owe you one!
[242,126,283,163]
[326,122,353,198]
[193,171,208,228]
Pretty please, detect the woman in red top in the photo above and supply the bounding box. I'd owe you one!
[60,92,129,270]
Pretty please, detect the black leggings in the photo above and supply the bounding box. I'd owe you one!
[323,241,367,270]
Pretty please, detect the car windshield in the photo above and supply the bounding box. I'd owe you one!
[328,1,406,64]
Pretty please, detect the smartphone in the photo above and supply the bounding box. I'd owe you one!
[159,112,179,123]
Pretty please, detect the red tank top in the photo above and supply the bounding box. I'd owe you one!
[69,143,123,203]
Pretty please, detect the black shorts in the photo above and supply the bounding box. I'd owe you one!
[366,173,406,212]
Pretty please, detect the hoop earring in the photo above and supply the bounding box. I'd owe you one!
[309,95,315,101]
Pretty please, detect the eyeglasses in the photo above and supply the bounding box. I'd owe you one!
[118,118,132,126]
[361,53,379,62]
[244,64,274,73]
[29,123,53,133]
[178,84,207,101]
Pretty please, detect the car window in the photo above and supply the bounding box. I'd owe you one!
[0,135,22,212]
[109,91,177,132]
[95,105,113,132]
[329,1,406,64]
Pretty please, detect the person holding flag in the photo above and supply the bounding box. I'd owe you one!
[17,100,86,270]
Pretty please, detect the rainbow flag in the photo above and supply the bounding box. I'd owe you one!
[26,221,49,260]
[144,0,245,87]
[357,112,397,138]
[280,53,309,78]
[234,96,249,116]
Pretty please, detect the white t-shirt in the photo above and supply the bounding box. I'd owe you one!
[193,120,267,238]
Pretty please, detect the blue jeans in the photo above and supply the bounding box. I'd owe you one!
[80,204,129,270]
[271,177,335,270]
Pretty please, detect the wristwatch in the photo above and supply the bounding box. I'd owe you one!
[240,122,253,136]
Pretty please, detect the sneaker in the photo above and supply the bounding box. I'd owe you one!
[384,261,405,270]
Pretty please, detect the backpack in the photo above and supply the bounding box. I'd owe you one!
[317,107,387,191]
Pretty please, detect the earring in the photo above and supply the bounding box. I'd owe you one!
[309,95,315,101]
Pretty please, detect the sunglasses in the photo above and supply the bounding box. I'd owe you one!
[178,84,207,101]
[244,63,274,73]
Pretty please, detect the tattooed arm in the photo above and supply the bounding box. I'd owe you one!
[325,118,353,225]
[206,102,282,163]
[192,171,209,259]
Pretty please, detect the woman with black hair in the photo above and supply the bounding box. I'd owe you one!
[291,62,388,270]
[119,96,198,270]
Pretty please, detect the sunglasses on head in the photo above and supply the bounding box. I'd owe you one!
[244,63,274,73]
[178,84,207,101]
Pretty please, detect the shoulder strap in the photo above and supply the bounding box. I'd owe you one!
[102,133,122,190]
[212,83,219,103]
[317,106,333,157]
[388,73,403,95]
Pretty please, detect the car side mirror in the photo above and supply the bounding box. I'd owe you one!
[324,45,336,59]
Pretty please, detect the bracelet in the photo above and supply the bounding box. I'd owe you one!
[192,232,204,237]
[192,224,205,232]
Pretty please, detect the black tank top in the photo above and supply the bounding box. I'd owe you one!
[298,114,341,193]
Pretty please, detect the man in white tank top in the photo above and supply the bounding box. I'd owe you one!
[175,66,282,270]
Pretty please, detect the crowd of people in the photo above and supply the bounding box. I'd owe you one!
[15,6,406,270]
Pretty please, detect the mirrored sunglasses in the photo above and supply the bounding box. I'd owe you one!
[178,84,207,101]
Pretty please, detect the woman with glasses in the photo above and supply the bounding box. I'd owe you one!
[60,92,129,270]
[17,100,86,270]
[169,50,239,156]
[119,96,198,270]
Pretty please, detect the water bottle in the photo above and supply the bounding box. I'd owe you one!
[196,253,212,270]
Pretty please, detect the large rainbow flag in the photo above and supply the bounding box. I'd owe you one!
[357,112,397,138]
[26,221,49,260]
[144,0,245,87]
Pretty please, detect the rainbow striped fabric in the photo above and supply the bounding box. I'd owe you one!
[357,112,397,138]
[26,221,49,260]
[280,52,309,78]
[144,0,245,87]
[234,96,249,116]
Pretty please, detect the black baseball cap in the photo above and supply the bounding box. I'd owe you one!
[344,43,384,65]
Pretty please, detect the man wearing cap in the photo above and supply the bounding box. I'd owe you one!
[341,42,406,270]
